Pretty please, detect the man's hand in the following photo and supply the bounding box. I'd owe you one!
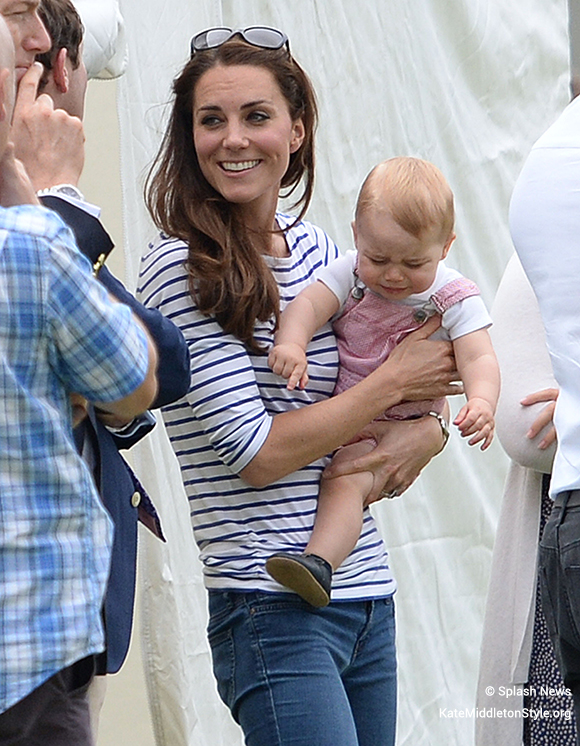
[11,63,84,191]
[0,142,39,207]
[70,393,89,428]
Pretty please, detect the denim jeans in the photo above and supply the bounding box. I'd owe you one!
[539,489,580,743]
[207,590,397,746]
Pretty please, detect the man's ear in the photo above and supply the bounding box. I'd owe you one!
[53,48,70,94]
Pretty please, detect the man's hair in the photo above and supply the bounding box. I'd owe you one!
[37,0,84,76]
[356,157,455,244]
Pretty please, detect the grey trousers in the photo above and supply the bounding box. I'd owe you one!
[0,655,95,746]
[539,489,580,746]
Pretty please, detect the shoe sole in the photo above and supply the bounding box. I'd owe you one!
[265,556,330,608]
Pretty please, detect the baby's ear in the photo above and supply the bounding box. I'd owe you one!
[351,219,358,245]
[441,232,456,259]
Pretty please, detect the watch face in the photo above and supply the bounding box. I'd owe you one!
[57,186,82,199]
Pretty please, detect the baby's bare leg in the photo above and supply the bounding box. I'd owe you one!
[306,440,376,570]
[265,441,375,606]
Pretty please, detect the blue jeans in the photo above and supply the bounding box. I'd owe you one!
[207,590,397,746]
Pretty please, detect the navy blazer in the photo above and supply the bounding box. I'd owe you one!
[41,196,190,673]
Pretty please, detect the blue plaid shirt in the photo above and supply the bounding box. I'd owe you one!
[0,205,149,713]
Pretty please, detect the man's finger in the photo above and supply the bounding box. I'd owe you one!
[34,92,55,111]
[13,62,44,115]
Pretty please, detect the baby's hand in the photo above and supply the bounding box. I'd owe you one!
[268,343,309,390]
[453,397,495,451]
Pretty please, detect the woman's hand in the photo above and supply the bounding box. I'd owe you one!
[322,415,446,505]
[521,387,558,450]
[386,316,463,401]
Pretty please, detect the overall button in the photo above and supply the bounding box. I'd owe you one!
[131,491,141,508]
[413,308,429,322]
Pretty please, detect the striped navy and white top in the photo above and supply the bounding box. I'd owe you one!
[138,213,396,600]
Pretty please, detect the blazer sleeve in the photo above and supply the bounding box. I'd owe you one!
[97,265,190,408]
[40,195,190,411]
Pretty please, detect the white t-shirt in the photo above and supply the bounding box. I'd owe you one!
[319,251,491,341]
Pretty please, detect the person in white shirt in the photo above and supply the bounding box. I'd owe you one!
[510,93,580,740]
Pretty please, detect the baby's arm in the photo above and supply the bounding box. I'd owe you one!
[268,280,340,390]
[452,328,500,450]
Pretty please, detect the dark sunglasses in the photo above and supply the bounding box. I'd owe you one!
[190,26,290,57]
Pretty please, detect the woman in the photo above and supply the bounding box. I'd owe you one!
[476,253,576,745]
[138,26,457,746]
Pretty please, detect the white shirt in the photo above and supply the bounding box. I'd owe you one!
[319,251,491,341]
[510,95,580,496]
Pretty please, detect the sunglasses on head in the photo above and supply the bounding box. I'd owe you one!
[190,26,290,57]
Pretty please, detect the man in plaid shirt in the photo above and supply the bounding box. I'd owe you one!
[0,9,158,745]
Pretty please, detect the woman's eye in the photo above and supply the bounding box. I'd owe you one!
[200,115,222,127]
[247,111,269,123]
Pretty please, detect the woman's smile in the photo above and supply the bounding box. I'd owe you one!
[219,159,261,173]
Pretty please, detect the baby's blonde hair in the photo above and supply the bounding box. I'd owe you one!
[355,157,455,243]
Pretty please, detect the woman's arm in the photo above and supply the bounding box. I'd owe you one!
[490,254,557,472]
[139,240,459,489]
[241,315,460,487]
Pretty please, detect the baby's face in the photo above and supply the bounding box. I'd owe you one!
[353,208,452,301]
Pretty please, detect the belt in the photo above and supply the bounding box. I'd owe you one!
[554,489,580,509]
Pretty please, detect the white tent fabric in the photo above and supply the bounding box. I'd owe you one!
[116,1,570,743]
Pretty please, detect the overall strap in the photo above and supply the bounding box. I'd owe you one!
[430,277,480,314]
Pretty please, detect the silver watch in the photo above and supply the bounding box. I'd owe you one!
[37,184,84,201]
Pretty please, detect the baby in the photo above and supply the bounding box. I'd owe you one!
[266,156,500,606]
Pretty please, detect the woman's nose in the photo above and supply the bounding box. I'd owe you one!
[222,122,249,150]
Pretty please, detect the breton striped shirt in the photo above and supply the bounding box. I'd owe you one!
[0,205,150,713]
[138,214,395,600]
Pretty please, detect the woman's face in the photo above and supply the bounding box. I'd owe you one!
[192,64,305,221]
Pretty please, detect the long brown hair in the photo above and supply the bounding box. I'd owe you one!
[145,38,318,352]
